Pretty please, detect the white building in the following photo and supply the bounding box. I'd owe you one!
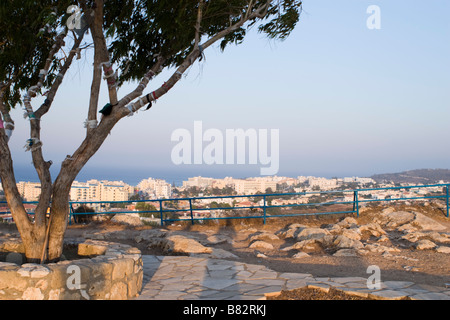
[233,179,277,195]
[137,178,172,199]
[211,177,235,189]
[355,177,376,185]
[182,176,215,189]
[70,180,130,202]
[307,177,338,190]
[16,182,41,201]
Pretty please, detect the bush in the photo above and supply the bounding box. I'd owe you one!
[136,203,158,218]
[72,205,95,224]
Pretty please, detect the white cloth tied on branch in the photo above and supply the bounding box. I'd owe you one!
[84,119,98,129]
[126,103,137,117]
[100,61,118,89]
[0,118,14,142]
[4,122,14,140]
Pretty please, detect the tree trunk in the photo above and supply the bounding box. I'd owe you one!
[45,114,121,262]
[21,228,47,263]
[46,182,72,262]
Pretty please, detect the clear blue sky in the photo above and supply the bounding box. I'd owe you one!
[8,0,450,185]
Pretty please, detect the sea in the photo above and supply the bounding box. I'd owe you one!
[12,163,298,187]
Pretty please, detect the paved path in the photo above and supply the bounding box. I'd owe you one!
[136,255,450,300]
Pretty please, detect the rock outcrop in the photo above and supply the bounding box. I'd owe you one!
[111,213,144,227]
[266,208,449,258]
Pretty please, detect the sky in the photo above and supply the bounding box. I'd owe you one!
[7,0,450,186]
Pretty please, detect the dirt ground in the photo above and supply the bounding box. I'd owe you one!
[1,203,449,292]
[267,287,383,300]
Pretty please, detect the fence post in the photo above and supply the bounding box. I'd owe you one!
[355,191,359,218]
[352,191,356,213]
[159,200,164,226]
[446,185,449,218]
[189,198,194,225]
[68,203,73,225]
[263,195,267,225]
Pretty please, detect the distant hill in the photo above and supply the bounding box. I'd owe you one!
[371,169,450,184]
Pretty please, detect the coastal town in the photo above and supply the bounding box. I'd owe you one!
[1,175,448,224]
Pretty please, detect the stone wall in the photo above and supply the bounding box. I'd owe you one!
[0,239,143,300]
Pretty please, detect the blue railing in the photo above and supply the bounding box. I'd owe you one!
[1,183,448,225]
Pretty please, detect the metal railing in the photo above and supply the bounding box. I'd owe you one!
[1,183,449,225]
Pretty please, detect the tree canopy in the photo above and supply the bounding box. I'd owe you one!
[0,0,302,109]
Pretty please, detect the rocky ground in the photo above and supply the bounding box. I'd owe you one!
[1,202,449,294]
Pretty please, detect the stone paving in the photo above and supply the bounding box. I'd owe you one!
[136,255,450,300]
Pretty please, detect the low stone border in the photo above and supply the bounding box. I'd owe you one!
[0,239,143,300]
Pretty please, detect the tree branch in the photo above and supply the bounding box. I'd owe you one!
[23,31,67,122]
[34,33,85,119]
[118,0,273,118]
[89,0,118,107]
[85,2,105,132]
[117,57,165,111]
[23,29,79,228]
[194,0,205,49]
[0,86,14,142]
[0,99,32,232]
[202,0,271,50]
[30,34,66,227]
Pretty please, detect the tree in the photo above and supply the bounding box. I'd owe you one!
[72,204,95,224]
[0,0,302,263]
[265,187,274,194]
[209,201,231,209]
[135,202,158,217]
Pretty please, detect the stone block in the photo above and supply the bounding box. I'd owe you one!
[78,243,108,256]
[110,282,128,300]
[111,258,134,281]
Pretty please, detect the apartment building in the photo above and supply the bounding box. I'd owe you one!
[70,180,130,202]
[307,177,338,190]
[233,179,277,195]
[182,176,215,189]
[211,177,235,189]
[137,178,172,199]
[16,182,41,201]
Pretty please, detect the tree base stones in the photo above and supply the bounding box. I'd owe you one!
[0,240,143,300]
